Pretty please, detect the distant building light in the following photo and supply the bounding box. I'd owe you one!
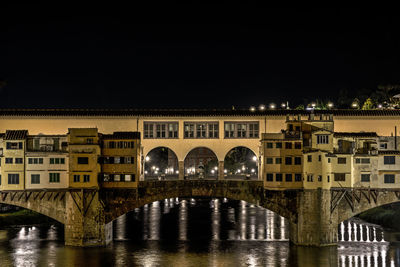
[224,169,227,174]
[269,103,276,109]
[327,102,334,108]
[259,105,266,111]
[281,103,286,108]
[351,102,359,108]
[311,102,316,108]
[378,104,383,108]
[249,106,256,112]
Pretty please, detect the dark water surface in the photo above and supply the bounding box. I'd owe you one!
[0,198,400,266]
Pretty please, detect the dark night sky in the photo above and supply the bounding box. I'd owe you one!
[1,6,400,109]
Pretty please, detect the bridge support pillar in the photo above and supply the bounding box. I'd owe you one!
[218,161,224,180]
[178,161,184,180]
[289,189,338,246]
[65,190,113,247]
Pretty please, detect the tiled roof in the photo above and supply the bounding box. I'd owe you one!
[0,108,400,117]
[101,132,141,139]
[334,132,378,138]
[4,130,28,140]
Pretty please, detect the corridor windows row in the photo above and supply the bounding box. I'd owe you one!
[265,142,301,149]
[6,142,23,150]
[265,156,301,165]
[73,174,90,183]
[184,122,218,139]
[101,156,134,164]
[31,173,61,184]
[266,173,302,182]
[224,122,259,138]
[143,121,260,139]
[144,122,178,139]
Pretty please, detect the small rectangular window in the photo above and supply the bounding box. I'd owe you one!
[295,173,302,181]
[276,142,282,149]
[266,158,273,164]
[318,175,322,182]
[74,175,80,182]
[266,143,273,148]
[318,155,321,162]
[285,157,292,165]
[361,174,370,182]
[49,173,60,183]
[39,158,43,164]
[8,174,19,184]
[285,142,292,149]
[266,173,273,181]
[384,174,395,183]
[384,156,395,165]
[28,158,33,164]
[294,157,301,165]
[83,175,90,182]
[15,158,23,164]
[50,158,55,164]
[5,158,13,164]
[275,158,282,164]
[317,135,329,144]
[276,173,283,182]
[334,173,346,181]
[31,174,40,184]
[307,174,313,182]
[78,157,89,164]
[294,142,301,149]
[338,158,347,164]
[285,174,292,182]
[361,158,370,164]
[307,155,312,162]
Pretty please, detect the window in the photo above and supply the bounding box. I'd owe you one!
[361,174,370,182]
[184,123,195,138]
[295,157,301,165]
[276,142,282,149]
[266,142,273,148]
[73,175,80,182]
[318,155,321,162]
[208,123,219,138]
[285,142,292,149]
[144,123,154,138]
[49,173,60,183]
[114,174,120,181]
[307,174,313,182]
[295,173,302,181]
[285,157,292,165]
[295,142,302,149]
[15,158,23,164]
[318,175,322,182]
[86,138,93,144]
[307,155,312,162]
[114,157,120,164]
[276,173,283,182]
[285,174,292,182]
[384,156,395,165]
[249,123,259,138]
[5,158,13,164]
[8,174,19,184]
[327,175,330,182]
[380,143,388,149]
[28,158,43,164]
[328,158,331,163]
[384,174,395,183]
[361,158,370,164]
[144,122,178,139]
[60,158,65,164]
[126,157,134,164]
[334,173,346,181]
[266,173,273,181]
[0,175,1,185]
[275,158,282,164]
[196,123,206,138]
[31,174,40,184]
[338,158,347,164]
[224,122,259,138]
[125,174,132,181]
[50,158,54,164]
[83,175,90,182]
[78,157,89,164]
[266,158,273,164]
[28,158,33,164]
[316,135,329,144]
[6,142,23,150]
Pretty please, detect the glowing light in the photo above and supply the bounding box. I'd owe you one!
[175,170,179,174]
[252,156,257,161]
[242,166,245,171]
[327,102,334,108]
[152,166,156,170]
[311,102,316,108]
[145,170,148,174]
[378,103,383,108]
[224,169,227,174]
[281,103,286,108]
[259,104,266,111]
[251,168,255,173]
[211,170,215,174]
[145,156,150,162]
[269,103,276,109]
[214,166,218,170]
[237,169,241,173]
[249,106,256,112]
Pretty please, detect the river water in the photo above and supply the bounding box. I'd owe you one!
[0,198,399,266]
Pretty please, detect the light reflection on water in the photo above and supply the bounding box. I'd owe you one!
[0,198,400,266]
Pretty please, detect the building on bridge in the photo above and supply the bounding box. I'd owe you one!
[262,114,400,190]
[100,131,141,188]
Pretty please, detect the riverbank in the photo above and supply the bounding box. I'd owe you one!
[0,209,54,227]
[358,203,400,231]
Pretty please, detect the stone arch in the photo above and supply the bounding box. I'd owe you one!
[183,147,219,179]
[336,190,400,224]
[223,146,259,179]
[102,180,297,224]
[144,146,179,180]
[0,192,66,224]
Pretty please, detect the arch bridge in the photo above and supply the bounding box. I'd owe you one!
[1,181,400,247]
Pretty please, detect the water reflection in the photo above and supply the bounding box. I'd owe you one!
[1,199,400,266]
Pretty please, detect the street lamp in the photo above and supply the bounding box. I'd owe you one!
[252,156,257,162]
[351,102,359,109]
[259,104,266,111]
[269,103,276,109]
[249,106,256,112]
[281,103,286,109]
[327,102,334,109]
[145,156,150,162]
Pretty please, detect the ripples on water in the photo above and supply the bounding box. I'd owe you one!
[0,198,400,266]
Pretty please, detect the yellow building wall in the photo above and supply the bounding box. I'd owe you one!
[1,141,25,190]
